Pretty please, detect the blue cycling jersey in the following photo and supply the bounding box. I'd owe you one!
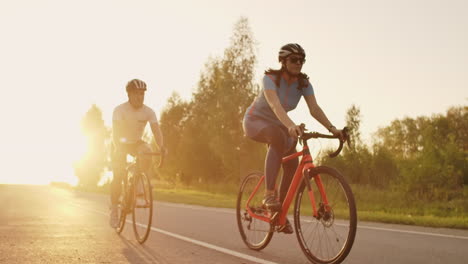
[243,73,314,138]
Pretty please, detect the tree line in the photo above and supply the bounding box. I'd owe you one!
[322,104,467,201]
[75,17,467,204]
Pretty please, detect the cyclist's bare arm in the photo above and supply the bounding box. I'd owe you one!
[150,122,165,153]
[264,89,303,137]
[304,94,343,139]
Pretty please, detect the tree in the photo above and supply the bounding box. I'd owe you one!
[345,104,362,150]
[74,104,109,187]
[321,104,398,186]
[192,17,261,184]
[321,104,466,201]
[342,104,371,184]
[375,106,467,200]
[158,17,264,187]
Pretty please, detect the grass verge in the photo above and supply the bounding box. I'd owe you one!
[152,186,468,229]
[51,181,468,229]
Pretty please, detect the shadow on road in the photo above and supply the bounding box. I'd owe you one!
[117,235,168,264]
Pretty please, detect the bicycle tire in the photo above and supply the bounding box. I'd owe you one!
[116,207,126,234]
[132,172,153,244]
[236,171,274,250]
[294,166,357,264]
[116,183,129,234]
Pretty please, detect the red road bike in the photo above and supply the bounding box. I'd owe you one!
[236,127,356,264]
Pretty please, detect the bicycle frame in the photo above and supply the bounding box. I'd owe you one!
[245,145,329,226]
[125,151,163,179]
[121,152,161,211]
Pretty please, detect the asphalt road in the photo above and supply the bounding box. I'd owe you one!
[1,185,467,264]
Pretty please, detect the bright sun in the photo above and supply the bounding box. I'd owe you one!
[1,124,87,186]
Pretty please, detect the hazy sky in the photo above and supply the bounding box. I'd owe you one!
[1,0,467,184]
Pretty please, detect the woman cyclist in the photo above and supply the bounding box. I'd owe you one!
[243,43,344,233]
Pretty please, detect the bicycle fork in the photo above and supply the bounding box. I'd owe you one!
[302,165,330,219]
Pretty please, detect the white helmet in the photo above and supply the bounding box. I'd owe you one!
[278,43,306,62]
[126,79,147,92]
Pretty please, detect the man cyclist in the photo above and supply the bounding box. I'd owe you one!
[109,78,165,228]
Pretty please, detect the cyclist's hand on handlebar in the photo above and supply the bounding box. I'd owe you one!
[330,127,345,142]
[288,124,304,138]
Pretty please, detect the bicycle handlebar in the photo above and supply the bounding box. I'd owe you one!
[299,127,350,158]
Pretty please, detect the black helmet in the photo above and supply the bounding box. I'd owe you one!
[126,79,147,92]
[278,43,306,62]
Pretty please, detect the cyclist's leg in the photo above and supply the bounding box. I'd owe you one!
[135,142,152,177]
[251,125,289,209]
[111,145,127,206]
[110,144,127,227]
[127,142,153,198]
[279,141,299,204]
[277,144,298,234]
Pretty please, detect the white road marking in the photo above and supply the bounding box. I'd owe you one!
[357,225,468,240]
[159,202,468,240]
[71,200,468,264]
[71,203,280,264]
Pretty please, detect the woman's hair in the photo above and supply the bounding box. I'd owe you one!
[264,66,310,90]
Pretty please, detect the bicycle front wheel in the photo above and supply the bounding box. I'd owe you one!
[116,184,129,234]
[132,172,153,244]
[294,166,357,264]
[236,171,273,250]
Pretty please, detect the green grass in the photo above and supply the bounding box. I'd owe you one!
[351,184,468,229]
[358,210,468,229]
[151,185,468,229]
[52,181,468,229]
[154,188,236,208]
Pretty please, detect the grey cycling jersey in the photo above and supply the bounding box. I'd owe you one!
[243,73,314,138]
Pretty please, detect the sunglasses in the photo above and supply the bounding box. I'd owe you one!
[288,57,306,64]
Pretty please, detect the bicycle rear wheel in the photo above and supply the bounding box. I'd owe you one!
[132,172,153,244]
[236,171,273,250]
[294,166,357,264]
[116,205,127,233]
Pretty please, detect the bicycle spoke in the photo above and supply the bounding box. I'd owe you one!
[294,166,357,264]
[132,173,153,244]
[236,172,273,250]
